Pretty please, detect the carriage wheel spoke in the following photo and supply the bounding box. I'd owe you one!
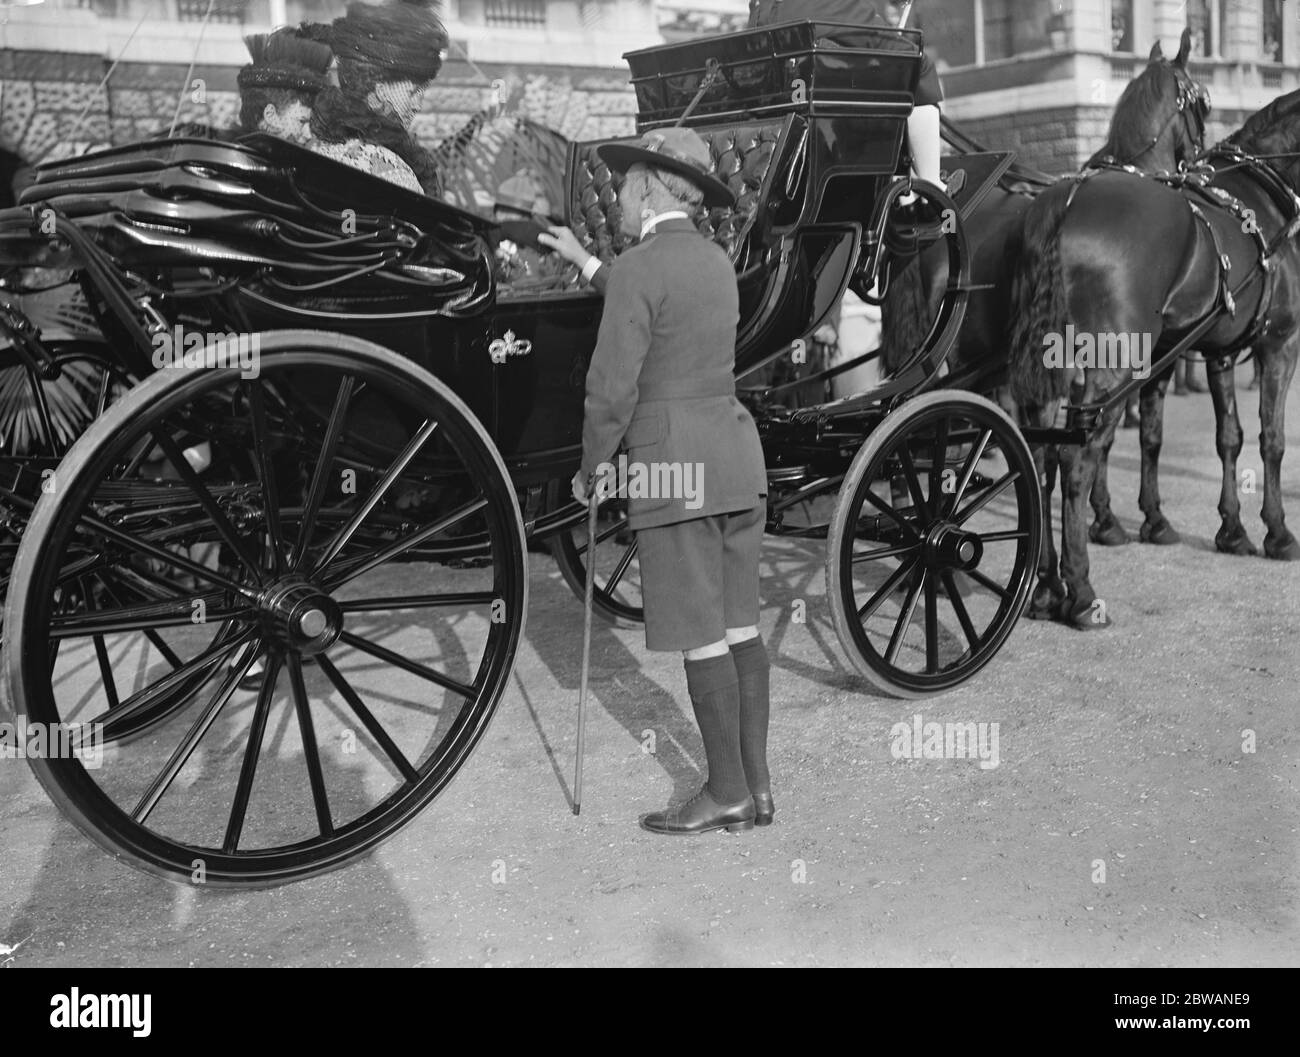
[246,381,287,575]
[859,488,921,541]
[72,509,255,598]
[147,428,263,582]
[923,571,939,674]
[338,591,497,613]
[223,652,282,854]
[604,540,638,593]
[99,626,253,740]
[886,566,926,666]
[79,578,120,712]
[50,598,254,638]
[978,529,1029,543]
[856,554,920,621]
[948,428,991,517]
[293,375,354,567]
[323,496,486,589]
[316,652,419,784]
[897,445,930,520]
[287,653,333,838]
[572,517,628,558]
[965,567,1011,602]
[953,470,1019,526]
[941,572,981,652]
[130,640,260,824]
[928,417,950,522]
[852,541,918,563]
[337,629,476,699]
[94,571,189,669]
[311,419,440,574]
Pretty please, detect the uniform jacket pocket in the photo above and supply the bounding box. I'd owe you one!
[622,409,666,450]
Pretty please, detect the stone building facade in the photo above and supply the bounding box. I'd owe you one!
[0,0,653,165]
[921,0,1300,171]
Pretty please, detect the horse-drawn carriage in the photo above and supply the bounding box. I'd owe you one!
[0,19,1050,885]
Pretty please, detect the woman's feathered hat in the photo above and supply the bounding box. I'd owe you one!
[329,0,448,84]
[237,28,334,95]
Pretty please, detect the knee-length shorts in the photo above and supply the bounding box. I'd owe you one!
[635,502,765,652]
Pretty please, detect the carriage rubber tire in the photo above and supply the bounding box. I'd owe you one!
[2,331,528,887]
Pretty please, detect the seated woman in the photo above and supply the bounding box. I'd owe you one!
[303,0,447,196]
[237,29,334,145]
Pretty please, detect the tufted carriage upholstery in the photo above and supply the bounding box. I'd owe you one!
[568,116,798,269]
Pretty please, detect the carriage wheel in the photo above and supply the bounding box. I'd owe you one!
[826,391,1041,697]
[550,499,644,626]
[3,331,527,886]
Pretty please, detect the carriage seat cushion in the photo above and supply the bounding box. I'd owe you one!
[568,118,794,268]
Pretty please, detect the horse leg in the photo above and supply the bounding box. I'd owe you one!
[1259,336,1300,560]
[1088,399,1130,546]
[1207,355,1257,556]
[1056,403,1117,630]
[1137,366,1181,544]
[1026,403,1065,619]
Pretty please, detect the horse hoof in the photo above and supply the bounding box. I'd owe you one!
[1139,517,1181,546]
[1215,527,1259,557]
[1089,517,1130,547]
[1264,531,1300,561]
[1028,580,1065,620]
[1059,595,1112,630]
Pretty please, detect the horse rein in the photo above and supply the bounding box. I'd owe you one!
[1110,70,1210,168]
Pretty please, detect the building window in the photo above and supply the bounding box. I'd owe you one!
[176,0,247,21]
[1186,0,1213,58]
[982,0,1016,62]
[484,0,547,28]
[1110,0,1133,53]
[1263,0,1284,63]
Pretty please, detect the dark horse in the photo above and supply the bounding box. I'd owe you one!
[1007,88,1300,628]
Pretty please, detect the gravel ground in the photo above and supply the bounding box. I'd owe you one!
[1,373,1296,967]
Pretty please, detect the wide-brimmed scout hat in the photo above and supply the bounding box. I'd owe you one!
[329,0,448,84]
[597,127,735,209]
[237,28,333,95]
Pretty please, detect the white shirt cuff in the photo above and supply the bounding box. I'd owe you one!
[581,256,602,282]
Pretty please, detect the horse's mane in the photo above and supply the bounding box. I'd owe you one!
[1226,87,1300,186]
[1091,61,1176,164]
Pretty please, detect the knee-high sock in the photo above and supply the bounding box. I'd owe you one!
[683,653,749,804]
[729,635,771,794]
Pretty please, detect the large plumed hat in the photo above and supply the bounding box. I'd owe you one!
[237,28,333,95]
[598,127,735,208]
[329,0,448,84]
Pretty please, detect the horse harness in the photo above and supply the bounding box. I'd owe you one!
[1065,145,1300,363]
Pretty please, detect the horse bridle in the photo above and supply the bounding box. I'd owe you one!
[1119,66,1211,168]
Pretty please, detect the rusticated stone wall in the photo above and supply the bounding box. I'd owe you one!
[0,49,637,167]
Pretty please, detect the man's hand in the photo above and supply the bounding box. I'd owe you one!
[539,226,592,268]
[572,464,616,505]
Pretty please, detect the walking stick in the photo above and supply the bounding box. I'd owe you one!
[573,485,601,815]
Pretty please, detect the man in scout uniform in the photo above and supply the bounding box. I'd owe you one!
[545,128,775,835]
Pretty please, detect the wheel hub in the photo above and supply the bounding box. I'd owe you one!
[925,522,983,571]
[258,576,343,655]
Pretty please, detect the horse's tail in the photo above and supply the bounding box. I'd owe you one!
[879,255,935,375]
[1008,185,1074,407]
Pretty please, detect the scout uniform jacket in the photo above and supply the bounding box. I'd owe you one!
[578,217,767,531]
